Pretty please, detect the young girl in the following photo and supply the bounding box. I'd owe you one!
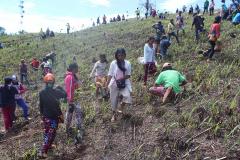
[90,54,108,99]
[106,48,132,122]
[143,36,157,86]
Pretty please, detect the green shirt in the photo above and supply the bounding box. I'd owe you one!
[155,70,186,94]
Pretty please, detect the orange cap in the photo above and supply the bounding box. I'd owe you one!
[44,73,55,83]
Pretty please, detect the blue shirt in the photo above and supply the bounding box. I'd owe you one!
[233,13,240,23]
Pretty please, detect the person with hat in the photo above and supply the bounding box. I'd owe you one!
[19,59,30,85]
[106,48,132,122]
[0,77,18,133]
[39,73,67,158]
[202,16,221,61]
[152,21,165,41]
[12,75,30,121]
[149,63,187,104]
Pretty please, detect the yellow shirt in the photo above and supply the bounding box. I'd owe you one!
[167,23,175,33]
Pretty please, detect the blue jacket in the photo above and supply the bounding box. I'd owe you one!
[233,13,240,23]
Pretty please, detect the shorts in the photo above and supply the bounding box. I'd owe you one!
[149,86,166,97]
[95,76,107,88]
[109,85,132,111]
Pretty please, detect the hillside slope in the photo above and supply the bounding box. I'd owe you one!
[0,15,240,160]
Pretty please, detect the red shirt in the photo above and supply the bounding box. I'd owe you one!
[209,23,221,39]
[31,60,40,68]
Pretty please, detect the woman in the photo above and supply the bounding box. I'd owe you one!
[203,16,221,61]
[90,54,108,99]
[107,48,132,122]
[143,36,157,86]
[39,73,66,158]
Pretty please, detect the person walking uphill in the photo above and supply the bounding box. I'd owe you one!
[192,13,205,43]
[12,75,31,121]
[106,48,132,122]
[90,54,108,99]
[203,16,221,61]
[149,63,187,104]
[203,0,209,15]
[0,77,18,133]
[143,36,157,86]
[64,63,83,134]
[209,0,215,16]
[19,59,30,85]
[39,73,67,158]
[167,19,180,44]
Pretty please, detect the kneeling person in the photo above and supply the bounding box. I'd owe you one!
[149,63,187,103]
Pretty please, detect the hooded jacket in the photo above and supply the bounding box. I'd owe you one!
[64,71,79,103]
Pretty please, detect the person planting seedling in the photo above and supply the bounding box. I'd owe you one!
[149,63,187,104]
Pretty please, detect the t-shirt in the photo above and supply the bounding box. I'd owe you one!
[155,70,186,94]
[210,23,221,38]
[204,0,209,8]
[31,60,40,68]
[167,23,175,33]
[144,43,155,64]
[90,61,107,77]
[108,60,132,91]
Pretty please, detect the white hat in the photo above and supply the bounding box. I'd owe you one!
[12,75,17,81]
[162,63,172,69]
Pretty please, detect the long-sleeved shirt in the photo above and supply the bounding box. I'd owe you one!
[39,86,67,120]
[192,16,204,29]
[0,85,18,107]
[64,71,79,103]
[144,43,155,64]
[90,61,107,77]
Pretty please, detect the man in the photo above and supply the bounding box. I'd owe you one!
[149,63,187,104]
[136,8,140,20]
[203,0,210,15]
[30,57,40,71]
[152,21,165,40]
[39,73,67,158]
[192,13,205,43]
[66,23,70,34]
[19,59,29,85]
[176,11,185,36]
[160,36,171,60]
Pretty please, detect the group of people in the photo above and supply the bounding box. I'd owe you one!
[135,8,167,20]
[109,14,126,23]
[1,1,240,159]
[39,28,55,40]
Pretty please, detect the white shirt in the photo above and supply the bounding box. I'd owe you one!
[108,60,132,91]
[144,43,155,64]
[90,61,107,77]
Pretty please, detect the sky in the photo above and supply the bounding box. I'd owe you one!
[0,0,232,33]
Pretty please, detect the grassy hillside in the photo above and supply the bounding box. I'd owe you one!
[0,14,240,159]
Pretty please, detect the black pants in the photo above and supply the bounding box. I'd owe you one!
[203,8,208,14]
[168,32,180,43]
[209,7,214,16]
[20,73,30,85]
[204,40,216,59]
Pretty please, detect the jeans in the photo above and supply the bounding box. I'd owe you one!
[20,73,30,85]
[168,32,179,43]
[16,98,29,119]
[204,40,216,59]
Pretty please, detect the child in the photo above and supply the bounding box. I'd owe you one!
[90,54,108,99]
[39,73,67,158]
